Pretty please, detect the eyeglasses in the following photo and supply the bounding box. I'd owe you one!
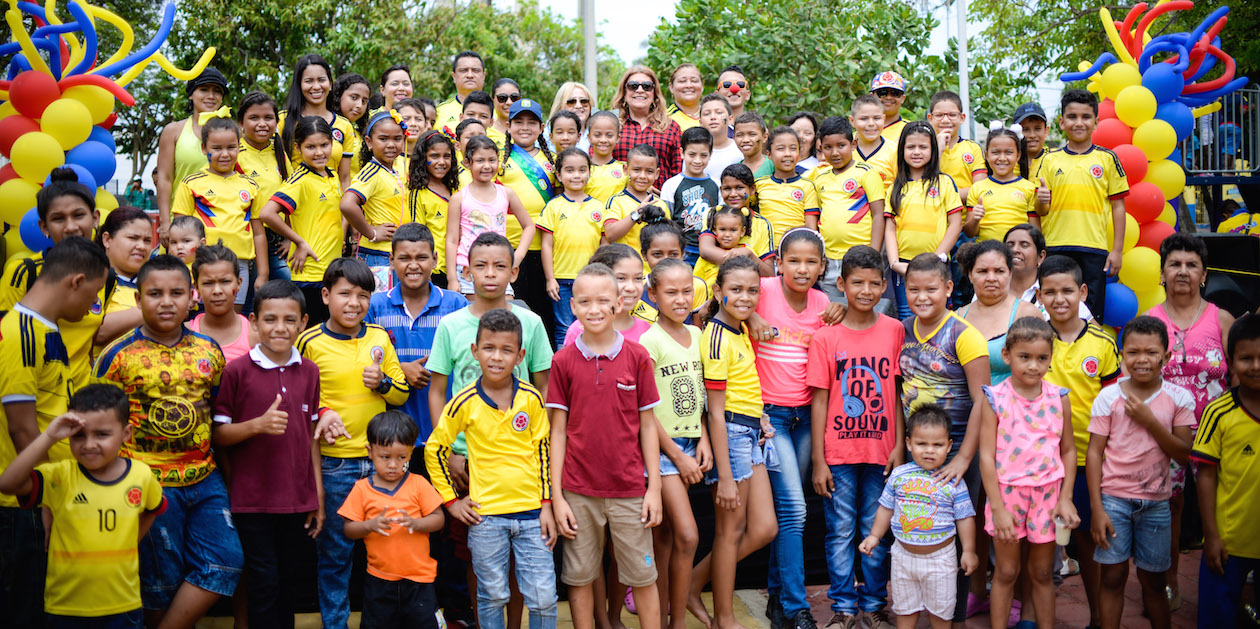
[495,93,522,104]
[626,81,655,92]
[567,97,591,106]
[874,88,904,98]
[721,80,747,89]
[931,112,962,121]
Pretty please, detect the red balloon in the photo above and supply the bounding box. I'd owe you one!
[1112,143,1148,185]
[8,71,61,119]
[1095,119,1134,149]
[0,115,42,158]
[1137,220,1175,250]
[1127,182,1164,223]
[0,163,17,184]
[1099,99,1117,120]
[98,113,117,130]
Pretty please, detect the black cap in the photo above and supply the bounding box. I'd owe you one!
[1012,102,1047,124]
[186,68,227,97]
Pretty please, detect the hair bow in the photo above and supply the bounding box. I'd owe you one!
[198,106,232,125]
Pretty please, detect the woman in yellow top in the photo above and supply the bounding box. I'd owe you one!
[341,110,408,269]
[236,92,292,281]
[330,73,371,175]
[666,63,704,131]
[406,131,460,288]
[155,68,226,247]
[496,98,558,332]
[882,121,964,318]
[490,78,521,148]
[277,54,356,193]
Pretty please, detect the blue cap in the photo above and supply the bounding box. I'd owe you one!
[509,98,544,121]
[1013,102,1047,124]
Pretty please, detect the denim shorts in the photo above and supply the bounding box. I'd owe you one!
[139,470,243,609]
[1092,493,1172,572]
[659,437,698,476]
[705,423,765,484]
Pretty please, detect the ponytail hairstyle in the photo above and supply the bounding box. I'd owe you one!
[785,111,820,159]
[500,109,555,177]
[293,116,335,171]
[464,135,501,172]
[648,257,692,290]
[706,204,752,238]
[200,115,241,145]
[330,73,371,133]
[589,242,643,270]
[95,206,152,248]
[639,220,685,260]
[37,167,95,221]
[983,127,1029,180]
[280,54,334,161]
[705,255,760,320]
[719,163,759,214]
[237,91,288,179]
[888,120,943,216]
[191,242,239,283]
[358,109,406,170]
[406,131,459,222]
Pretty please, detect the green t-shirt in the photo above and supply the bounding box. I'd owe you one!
[638,324,704,439]
[428,304,554,454]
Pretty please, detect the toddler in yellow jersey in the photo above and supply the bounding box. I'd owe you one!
[407,131,460,288]
[342,110,408,271]
[927,91,986,202]
[585,111,628,204]
[849,95,896,187]
[964,128,1040,243]
[540,149,607,345]
[697,164,776,278]
[0,385,165,628]
[425,309,558,629]
[693,206,756,292]
[602,143,670,268]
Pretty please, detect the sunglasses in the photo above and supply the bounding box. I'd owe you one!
[567,97,591,106]
[874,88,904,98]
[496,93,522,104]
[721,80,747,89]
[626,81,655,92]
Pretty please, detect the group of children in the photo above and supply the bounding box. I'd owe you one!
[1,55,1258,629]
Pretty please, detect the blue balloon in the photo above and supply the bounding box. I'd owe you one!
[87,126,116,152]
[1142,63,1186,104]
[1102,283,1139,328]
[1169,147,1183,166]
[44,164,98,192]
[19,208,53,251]
[1156,102,1194,142]
[66,141,116,187]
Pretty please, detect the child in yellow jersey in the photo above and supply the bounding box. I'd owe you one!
[342,111,408,272]
[0,385,164,627]
[171,115,267,303]
[585,112,628,203]
[1013,102,1050,186]
[756,127,820,237]
[690,256,777,629]
[634,222,710,324]
[850,95,897,188]
[407,131,460,288]
[540,149,607,346]
[549,110,582,153]
[295,259,410,628]
[699,164,776,276]
[330,73,371,175]
[424,309,558,629]
[928,91,987,202]
[883,121,964,319]
[236,92,293,283]
[812,117,888,302]
[964,128,1039,242]
[693,206,757,291]
[603,144,671,272]
[498,99,557,335]
[260,116,344,326]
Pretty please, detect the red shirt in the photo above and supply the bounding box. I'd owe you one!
[546,332,661,498]
[613,117,683,189]
[212,346,322,513]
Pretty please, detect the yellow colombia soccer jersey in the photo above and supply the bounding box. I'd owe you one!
[755,175,820,239]
[498,147,555,251]
[699,209,777,264]
[346,126,364,175]
[424,379,550,515]
[586,161,628,204]
[277,112,356,176]
[271,163,343,284]
[296,323,409,458]
[435,96,463,138]
[816,161,887,260]
[104,275,137,316]
[882,117,907,142]
[605,190,672,271]
[667,104,701,131]
[632,275,709,324]
[172,167,263,261]
[967,177,1038,243]
[1027,149,1047,188]
[702,319,762,419]
[0,306,72,507]
[24,458,164,616]
[1036,146,1129,252]
[1046,320,1120,466]
[347,159,406,254]
[1192,389,1260,560]
[940,139,987,192]
[537,194,605,280]
[237,141,288,201]
[886,175,964,260]
[854,138,898,190]
[407,187,452,274]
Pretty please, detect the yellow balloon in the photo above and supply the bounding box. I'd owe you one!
[0,101,15,120]
[96,187,119,214]
[4,228,31,260]
[1119,246,1161,291]
[9,132,65,182]
[1115,85,1157,127]
[40,98,94,151]
[1144,159,1186,201]
[1102,63,1143,101]
[1106,211,1140,252]
[61,85,115,125]
[1135,285,1166,313]
[0,178,41,225]
[1157,202,1176,227]
[1132,120,1177,161]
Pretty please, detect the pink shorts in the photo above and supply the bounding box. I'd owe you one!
[984,482,1060,544]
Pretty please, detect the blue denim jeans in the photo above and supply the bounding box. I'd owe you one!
[765,403,812,614]
[1198,553,1260,628]
[552,279,575,347]
[467,515,558,629]
[139,470,243,609]
[893,267,912,319]
[317,456,375,629]
[823,464,890,614]
[268,251,291,282]
[357,248,391,268]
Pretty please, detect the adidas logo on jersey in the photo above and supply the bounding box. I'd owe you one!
[207,188,216,196]
[1055,169,1065,177]
[72,492,88,504]
[1244,444,1255,456]
[560,213,568,220]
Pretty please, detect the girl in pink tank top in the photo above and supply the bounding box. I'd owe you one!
[444,136,535,294]
[190,245,255,362]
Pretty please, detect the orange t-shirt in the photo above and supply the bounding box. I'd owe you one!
[337,472,444,582]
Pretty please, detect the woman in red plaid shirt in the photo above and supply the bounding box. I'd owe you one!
[612,65,683,189]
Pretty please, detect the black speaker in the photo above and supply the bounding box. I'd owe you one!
[1199,233,1260,318]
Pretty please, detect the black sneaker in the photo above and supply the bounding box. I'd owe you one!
[791,609,819,629]
[766,593,789,629]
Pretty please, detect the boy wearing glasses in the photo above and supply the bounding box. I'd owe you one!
[871,71,908,141]
[928,91,986,203]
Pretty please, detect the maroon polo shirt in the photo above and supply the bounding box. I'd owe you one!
[546,332,661,498]
[213,345,322,513]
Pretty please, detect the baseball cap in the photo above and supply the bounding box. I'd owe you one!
[1013,102,1047,124]
[870,71,906,93]
[509,98,544,121]
[186,67,227,97]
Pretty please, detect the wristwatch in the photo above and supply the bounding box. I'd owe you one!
[629,209,642,222]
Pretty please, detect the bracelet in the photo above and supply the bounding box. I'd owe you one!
[370,228,378,243]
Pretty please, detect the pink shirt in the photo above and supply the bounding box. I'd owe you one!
[752,277,830,407]
[1148,302,1229,423]
[563,317,651,347]
[457,183,509,268]
[1088,380,1196,500]
[188,313,252,363]
[983,379,1070,486]
[805,315,904,465]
